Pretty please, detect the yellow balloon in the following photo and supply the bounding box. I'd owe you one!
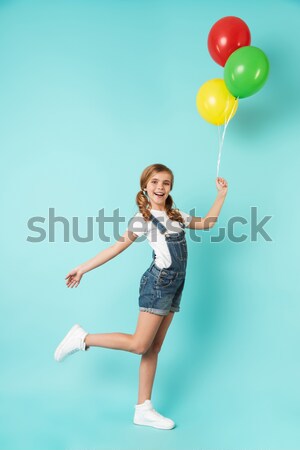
[196,78,238,126]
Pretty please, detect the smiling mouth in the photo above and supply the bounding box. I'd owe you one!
[154,193,164,197]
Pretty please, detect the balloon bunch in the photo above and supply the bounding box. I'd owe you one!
[196,16,270,175]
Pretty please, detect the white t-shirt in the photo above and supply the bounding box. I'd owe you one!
[128,209,193,269]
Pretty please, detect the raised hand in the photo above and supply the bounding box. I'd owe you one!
[216,177,228,196]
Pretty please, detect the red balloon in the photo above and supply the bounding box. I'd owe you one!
[208,16,251,67]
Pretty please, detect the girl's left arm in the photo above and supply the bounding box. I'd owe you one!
[188,177,228,230]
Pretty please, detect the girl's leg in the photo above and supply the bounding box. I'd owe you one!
[84,311,164,354]
[137,311,174,404]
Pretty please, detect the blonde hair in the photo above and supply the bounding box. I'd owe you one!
[136,163,184,223]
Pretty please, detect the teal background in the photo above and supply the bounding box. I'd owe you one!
[0,0,299,449]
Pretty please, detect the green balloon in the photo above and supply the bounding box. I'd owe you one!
[224,46,270,99]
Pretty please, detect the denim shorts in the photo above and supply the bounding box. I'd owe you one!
[139,264,186,316]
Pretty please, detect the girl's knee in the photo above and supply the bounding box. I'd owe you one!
[150,342,162,354]
[131,336,152,355]
[131,342,148,355]
[132,341,161,355]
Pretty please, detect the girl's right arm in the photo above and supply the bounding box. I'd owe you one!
[65,230,138,288]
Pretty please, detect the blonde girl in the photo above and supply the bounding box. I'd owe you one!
[54,163,228,429]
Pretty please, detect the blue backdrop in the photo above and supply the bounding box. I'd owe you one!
[1,0,299,449]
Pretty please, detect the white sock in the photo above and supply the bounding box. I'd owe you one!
[135,399,151,409]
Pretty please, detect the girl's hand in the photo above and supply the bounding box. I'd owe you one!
[65,267,83,288]
[216,177,228,196]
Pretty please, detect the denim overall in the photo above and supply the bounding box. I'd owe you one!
[138,213,188,316]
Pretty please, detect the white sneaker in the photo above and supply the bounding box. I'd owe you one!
[54,324,89,362]
[133,399,175,430]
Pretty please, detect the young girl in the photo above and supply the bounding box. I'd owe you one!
[54,163,228,430]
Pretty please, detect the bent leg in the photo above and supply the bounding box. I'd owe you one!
[84,311,164,354]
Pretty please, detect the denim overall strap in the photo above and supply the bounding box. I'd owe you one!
[149,213,187,273]
[149,214,167,234]
[149,213,185,234]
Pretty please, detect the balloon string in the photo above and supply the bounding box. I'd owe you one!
[217,125,221,177]
[216,97,239,177]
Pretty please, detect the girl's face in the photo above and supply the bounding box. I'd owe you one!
[145,171,172,210]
